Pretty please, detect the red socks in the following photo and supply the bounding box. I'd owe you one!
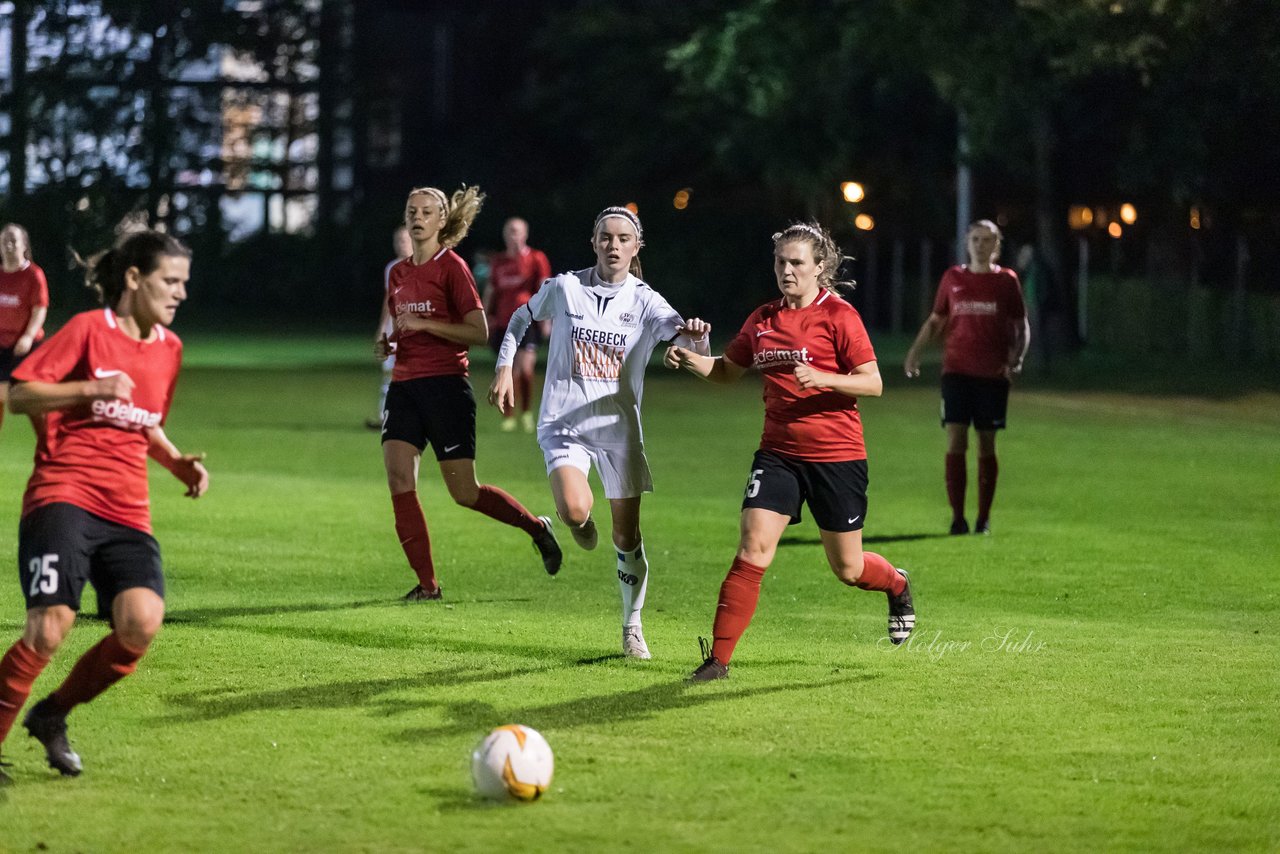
[49,633,145,715]
[945,453,967,521]
[977,455,998,524]
[471,485,542,537]
[0,640,50,745]
[392,490,438,590]
[710,557,768,665]
[854,552,905,595]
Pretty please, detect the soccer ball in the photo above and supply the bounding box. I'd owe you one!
[471,724,554,801]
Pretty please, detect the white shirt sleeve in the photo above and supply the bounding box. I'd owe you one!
[496,275,563,368]
[644,288,709,355]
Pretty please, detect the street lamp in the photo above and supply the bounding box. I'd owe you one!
[840,181,865,204]
[1120,203,1137,225]
[854,213,875,231]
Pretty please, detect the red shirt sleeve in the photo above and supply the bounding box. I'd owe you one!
[11,313,89,383]
[31,263,49,307]
[1004,271,1027,320]
[446,257,483,318]
[723,310,760,369]
[533,250,551,288]
[931,268,957,317]
[833,307,877,370]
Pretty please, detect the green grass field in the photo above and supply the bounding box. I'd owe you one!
[0,335,1276,853]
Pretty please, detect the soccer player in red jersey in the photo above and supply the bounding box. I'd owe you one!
[666,222,915,681]
[905,219,1029,535]
[0,230,208,781]
[0,223,50,436]
[484,217,551,434]
[376,186,562,600]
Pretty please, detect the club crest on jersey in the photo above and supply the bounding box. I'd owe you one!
[618,312,638,327]
[91,398,162,430]
[753,346,812,369]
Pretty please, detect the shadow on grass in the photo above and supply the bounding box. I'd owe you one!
[164,594,535,626]
[396,673,877,745]
[778,533,948,547]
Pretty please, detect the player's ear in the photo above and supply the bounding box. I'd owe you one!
[123,266,143,291]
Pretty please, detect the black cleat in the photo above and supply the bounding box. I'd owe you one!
[532,516,563,576]
[23,698,82,777]
[887,569,915,645]
[973,519,991,535]
[687,637,729,682]
[949,517,970,535]
[403,584,442,601]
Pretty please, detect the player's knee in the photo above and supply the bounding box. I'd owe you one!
[832,558,864,586]
[736,538,775,567]
[23,607,75,657]
[449,482,480,507]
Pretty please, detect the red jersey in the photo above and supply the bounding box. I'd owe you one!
[11,309,183,534]
[724,290,877,462]
[488,247,551,329]
[387,248,484,380]
[0,262,49,348]
[931,265,1026,379]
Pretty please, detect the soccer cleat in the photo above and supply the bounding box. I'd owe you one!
[570,517,599,551]
[974,519,991,535]
[532,516,563,576]
[403,584,443,601]
[887,569,915,645]
[949,517,970,535]
[500,416,518,432]
[687,637,728,682]
[23,697,82,777]
[520,411,535,433]
[622,625,651,660]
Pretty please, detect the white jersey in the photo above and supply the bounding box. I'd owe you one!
[501,269,685,448]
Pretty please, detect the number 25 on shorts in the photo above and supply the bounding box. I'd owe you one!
[28,554,59,596]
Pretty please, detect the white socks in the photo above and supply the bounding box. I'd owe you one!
[616,541,649,628]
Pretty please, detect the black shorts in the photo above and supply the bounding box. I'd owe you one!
[741,450,869,533]
[1,339,40,381]
[487,321,541,355]
[382,374,477,461]
[940,373,1010,430]
[18,502,164,612]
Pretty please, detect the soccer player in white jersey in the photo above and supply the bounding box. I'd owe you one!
[488,206,710,660]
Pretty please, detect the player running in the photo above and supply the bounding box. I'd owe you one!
[0,230,208,781]
[904,219,1029,535]
[665,222,914,682]
[0,222,50,437]
[377,185,561,601]
[488,206,710,659]
[484,217,551,433]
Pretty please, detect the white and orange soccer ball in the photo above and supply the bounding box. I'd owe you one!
[470,724,554,801]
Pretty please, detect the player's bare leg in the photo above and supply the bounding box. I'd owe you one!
[823,530,914,645]
[384,440,440,598]
[549,466,598,550]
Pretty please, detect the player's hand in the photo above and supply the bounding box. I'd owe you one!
[793,364,829,390]
[14,334,34,356]
[171,452,209,499]
[664,345,696,371]
[394,313,427,334]
[677,318,710,341]
[87,371,136,402]
[904,353,921,379]
[487,366,515,415]
[374,334,392,360]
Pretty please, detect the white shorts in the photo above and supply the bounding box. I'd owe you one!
[540,433,653,500]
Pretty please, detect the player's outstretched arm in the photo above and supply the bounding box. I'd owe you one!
[904,313,946,378]
[7,373,136,415]
[795,359,883,398]
[147,426,209,499]
[672,318,711,356]
[664,346,746,384]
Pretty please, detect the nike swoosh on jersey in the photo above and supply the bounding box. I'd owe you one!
[756,329,775,337]
[93,368,122,378]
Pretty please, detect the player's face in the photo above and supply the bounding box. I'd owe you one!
[129,254,190,328]
[392,227,412,259]
[773,240,824,302]
[405,194,444,245]
[967,227,1000,266]
[503,218,528,253]
[592,217,640,282]
[0,227,26,266]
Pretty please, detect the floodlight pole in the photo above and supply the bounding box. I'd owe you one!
[955,108,971,264]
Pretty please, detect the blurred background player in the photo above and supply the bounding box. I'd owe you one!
[666,222,914,682]
[377,186,562,601]
[483,217,551,433]
[0,223,49,437]
[489,206,709,659]
[904,219,1029,535]
[0,230,208,782]
[367,225,413,430]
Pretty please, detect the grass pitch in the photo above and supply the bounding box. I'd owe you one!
[0,334,1276,852]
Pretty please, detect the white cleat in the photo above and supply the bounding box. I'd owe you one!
[622,625,651,660]
[570,517,599,551]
